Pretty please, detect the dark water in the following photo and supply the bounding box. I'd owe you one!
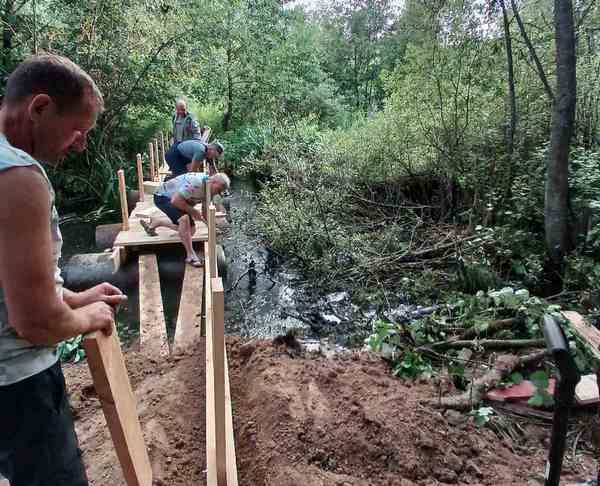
[58,177,311,343]
[220,178,309,338]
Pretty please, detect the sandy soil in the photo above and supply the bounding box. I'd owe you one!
[63,339,595,486]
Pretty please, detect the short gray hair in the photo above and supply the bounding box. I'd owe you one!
[176,98,187,108]
[210,172,230,190]
[5,54,104,113]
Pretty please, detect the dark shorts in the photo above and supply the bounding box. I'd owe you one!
[154,194,192,226]
[0,361,88,486]
[165,143,189,177]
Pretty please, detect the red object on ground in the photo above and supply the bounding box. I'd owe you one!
[486,379,556,403]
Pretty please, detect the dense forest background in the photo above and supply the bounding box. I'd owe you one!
[2,0,600,302]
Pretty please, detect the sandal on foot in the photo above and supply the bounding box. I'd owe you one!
[140,219,158,237]
[186,257,203,268]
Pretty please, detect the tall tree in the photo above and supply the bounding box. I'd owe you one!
[545,0,577,270]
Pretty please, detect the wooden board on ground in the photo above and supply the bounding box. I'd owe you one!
[139,254,169,359]
[205,240,238,486]
[575,374,600,405]
[563,311,600,361]
[173,264,204,355]
[83,330,152,486]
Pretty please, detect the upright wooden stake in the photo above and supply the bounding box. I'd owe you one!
[118,169,129,231]
[148,143,155,182]
[203,178,211,223]
[83,330,153,486]
[136,154,144,202]
[208,205,217,278]
[211,278,227,485]
[160,131,166,164]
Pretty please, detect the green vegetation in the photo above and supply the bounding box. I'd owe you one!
[3,0,600,369]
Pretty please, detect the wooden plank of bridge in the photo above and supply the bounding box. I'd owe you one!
[208,205,217,279]
[563,311,600,361]
[136,153,144,202]
[211,277,227,484]
[118,169,129,231]
[139,254,169,359]
[83,330,152,486]
[173,264,204,355]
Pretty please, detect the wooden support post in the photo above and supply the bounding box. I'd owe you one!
[136,154,144,203]
[173,265,203,355]
[118,169,129,231]
[212,278,227,485]
[160,131,166,164]
[83,330,153,486]
[139,254,169,359]
[208,205,217,278]
[111,246,127,273]
[202,179,210,223]
[148,142,155,182]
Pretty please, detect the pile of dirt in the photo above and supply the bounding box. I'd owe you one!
[65,346,207,486]
[64,339,594,485]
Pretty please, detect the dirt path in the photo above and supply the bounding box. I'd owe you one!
[64,339,594,485]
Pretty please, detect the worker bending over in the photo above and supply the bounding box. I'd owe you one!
[140,172,230,267]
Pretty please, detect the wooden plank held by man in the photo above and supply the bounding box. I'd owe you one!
[84,329,153,486]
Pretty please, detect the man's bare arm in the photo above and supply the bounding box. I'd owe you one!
[0,167,114,345]
[171,193,204,221]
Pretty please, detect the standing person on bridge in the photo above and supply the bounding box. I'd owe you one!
[171,98,201,144]
[0,54,127,486]
[139,172,230,267]
[165,139,224,177]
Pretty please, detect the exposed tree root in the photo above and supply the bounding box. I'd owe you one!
[424,350,549,411]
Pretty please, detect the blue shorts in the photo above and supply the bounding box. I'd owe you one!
[165,143,189,177]
[154,194,191,225]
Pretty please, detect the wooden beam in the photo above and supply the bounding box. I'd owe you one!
[138,254,169,359]
[111,245,127,273]
[211,278,227,484]
[563,311,600,361]
[208,205,217,278]
[148,143,155,182]
[224,343,238,486]
[136,154,144,202]
[118,169,129,231]
[83,330,153,486]
[173,265,203,355]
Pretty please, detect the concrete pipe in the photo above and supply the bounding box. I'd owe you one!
[95,223,122,250]
[216,244,228,280]
[62,252,189,292]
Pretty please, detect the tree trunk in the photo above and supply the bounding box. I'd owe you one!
[510,0,555,103]
[501,0,517,198]
[546,0,577,269]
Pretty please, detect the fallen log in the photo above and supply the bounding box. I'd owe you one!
[459,318,521,341]
[417,338,545,353]
[424,350,549,411]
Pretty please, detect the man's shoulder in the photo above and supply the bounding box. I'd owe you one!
[0,138,39,171]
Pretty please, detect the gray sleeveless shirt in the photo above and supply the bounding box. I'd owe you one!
[0,133,61,385]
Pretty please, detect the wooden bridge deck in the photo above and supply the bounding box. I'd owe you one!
[114,196,209,248]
